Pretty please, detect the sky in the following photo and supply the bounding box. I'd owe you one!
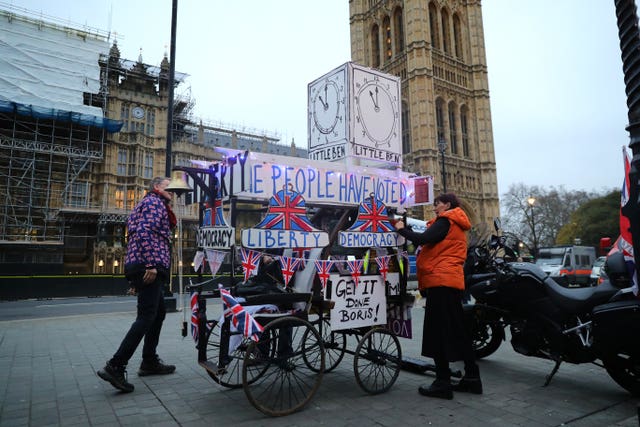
[4,0,630,195]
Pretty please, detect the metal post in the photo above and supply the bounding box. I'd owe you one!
[165,0,178,176]
[614,0,640,284]
[437,137,447,193]
[528,197,537,257]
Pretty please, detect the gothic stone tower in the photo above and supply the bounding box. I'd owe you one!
[349,0,499,225]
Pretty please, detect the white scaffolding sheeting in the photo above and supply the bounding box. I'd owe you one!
[0,10,109,116]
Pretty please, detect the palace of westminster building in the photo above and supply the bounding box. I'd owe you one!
[0,1,498,275]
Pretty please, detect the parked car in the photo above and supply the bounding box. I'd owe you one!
[590,256,606,285]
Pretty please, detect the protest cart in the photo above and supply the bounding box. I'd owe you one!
[178,149,431,416]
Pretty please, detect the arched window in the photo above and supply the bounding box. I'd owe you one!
[448,101,458,155]
[453,13,463,60]
[401,101,411,154]
[394,7,404,55]
[441,9,450,55]
[435,98,445,144]
[428,3,439,50]
[371,24,380,68]
[383,16,392,62]
[461,106,470,157]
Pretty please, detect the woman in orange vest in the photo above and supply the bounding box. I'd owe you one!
[395,193,481,399]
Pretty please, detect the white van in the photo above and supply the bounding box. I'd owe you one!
[535,246,597,287]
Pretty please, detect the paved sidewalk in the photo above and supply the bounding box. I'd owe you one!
[0,298,638,426]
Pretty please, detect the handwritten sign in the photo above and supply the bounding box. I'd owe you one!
[197,226,235,250]
[241,229,329,249]
[339,231,404,248]
[327,274,387,331]
[194,149,428,209]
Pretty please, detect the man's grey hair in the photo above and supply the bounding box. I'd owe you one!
[148,176,170,191]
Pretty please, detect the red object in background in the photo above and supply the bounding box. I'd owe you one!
[599,237,612,256]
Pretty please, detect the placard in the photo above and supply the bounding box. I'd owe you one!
[327,273,387,331]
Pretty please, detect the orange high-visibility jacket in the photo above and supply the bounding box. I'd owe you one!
[417,207,471,291]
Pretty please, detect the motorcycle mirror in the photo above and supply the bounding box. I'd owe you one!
[493,217,501,232]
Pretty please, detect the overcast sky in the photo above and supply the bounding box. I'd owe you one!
[5,0,630,195]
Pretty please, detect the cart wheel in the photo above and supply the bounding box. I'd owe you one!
[353,327,401,394]
[303,316,346,373]
[243,316,324,416]
[204,320,248,389]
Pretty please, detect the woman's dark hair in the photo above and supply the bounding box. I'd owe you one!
[434,193,461,209]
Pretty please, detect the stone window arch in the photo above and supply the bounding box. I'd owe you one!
[383,15,392,62]
[394,7,404,55]
[429,2,440,50]
[371,23,380,67]
[460,105,470,158]
[453,13,463,60]
[435,97,445,144]
[441,8,451,55]
[448,101,458,155]
[401,100,411,154]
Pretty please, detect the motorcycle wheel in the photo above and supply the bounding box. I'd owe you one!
[472,321,504,359]
[602,350,640,396]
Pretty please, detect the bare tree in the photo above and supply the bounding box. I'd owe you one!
[501,183,595,255]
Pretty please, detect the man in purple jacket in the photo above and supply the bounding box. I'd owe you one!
[98,177,177,393]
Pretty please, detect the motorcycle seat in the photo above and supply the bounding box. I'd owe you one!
[544,277,619,314]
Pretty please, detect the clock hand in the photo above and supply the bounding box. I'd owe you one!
[319,95,328,111]
[369,90,380,111]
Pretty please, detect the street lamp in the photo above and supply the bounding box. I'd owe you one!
[437,136,447,193]
[527,196,537,257]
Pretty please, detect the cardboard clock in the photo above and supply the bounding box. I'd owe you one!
[308,62,402,166]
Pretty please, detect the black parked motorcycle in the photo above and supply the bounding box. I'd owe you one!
[464,220,640,395]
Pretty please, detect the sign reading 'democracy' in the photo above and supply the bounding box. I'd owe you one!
[327,273,398,331]
[201,149,425,209]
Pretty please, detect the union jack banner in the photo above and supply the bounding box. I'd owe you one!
[375,255,391,282]
[190,290,199,343]
[219,285,264,342]
[205,249,226,276]
[240,248,262,282]
[291,247,311,268]
[349,197,394,232]
[346,259,364,288]
[619,146,638,294]
[212,196,228,227]
[314,259,334,290]
[278,255,301,287]
[253,188,315,231]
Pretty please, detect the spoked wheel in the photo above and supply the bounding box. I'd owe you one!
[204,320,249,388]
[303,316,346,373]
[602,350,640,396]
[353,327,401,394]
[243,316,325,417]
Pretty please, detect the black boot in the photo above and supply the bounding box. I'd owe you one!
[138,357,176,376]
[452,376,483,394]
[418,378,453,400]
[97,362,134,393]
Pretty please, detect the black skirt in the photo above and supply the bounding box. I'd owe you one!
[421,286,474,362]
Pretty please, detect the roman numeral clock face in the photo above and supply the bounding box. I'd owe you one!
[308,69,347,148]
[354,72,399,149]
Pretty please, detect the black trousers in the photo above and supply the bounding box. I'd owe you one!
[111,277,166,366]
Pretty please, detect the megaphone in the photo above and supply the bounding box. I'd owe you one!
[165,170,193,196]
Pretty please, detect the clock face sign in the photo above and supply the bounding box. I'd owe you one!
[308,68,347,150]
[354,73,399,148]
[132,106,145,119]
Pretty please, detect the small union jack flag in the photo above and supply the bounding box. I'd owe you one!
[291,247,311,268]
[346,259,364,288]
[190,290,199,343]
[254,188,314,231]
[219,285,263,342]
[278,256,301,287]
[240,248,262,282]
[213,196,227,227]
[349,197,394,232]
[314,260,334,290]
[375,255,391,282]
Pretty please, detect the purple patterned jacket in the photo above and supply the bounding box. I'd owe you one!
[124,192,172,274]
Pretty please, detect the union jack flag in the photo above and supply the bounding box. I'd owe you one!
[347,259,364,288]
[219,285,264,342]
[375,255,391,282]
[254,189,314,231]
[278,256,301,287]
[240,248,262,282]
[190,290,199,343]
[314,260,334,290]
[213,196,227,227]
[619,146,637,294]
[349,197,394,232]
[291,247,311,268]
